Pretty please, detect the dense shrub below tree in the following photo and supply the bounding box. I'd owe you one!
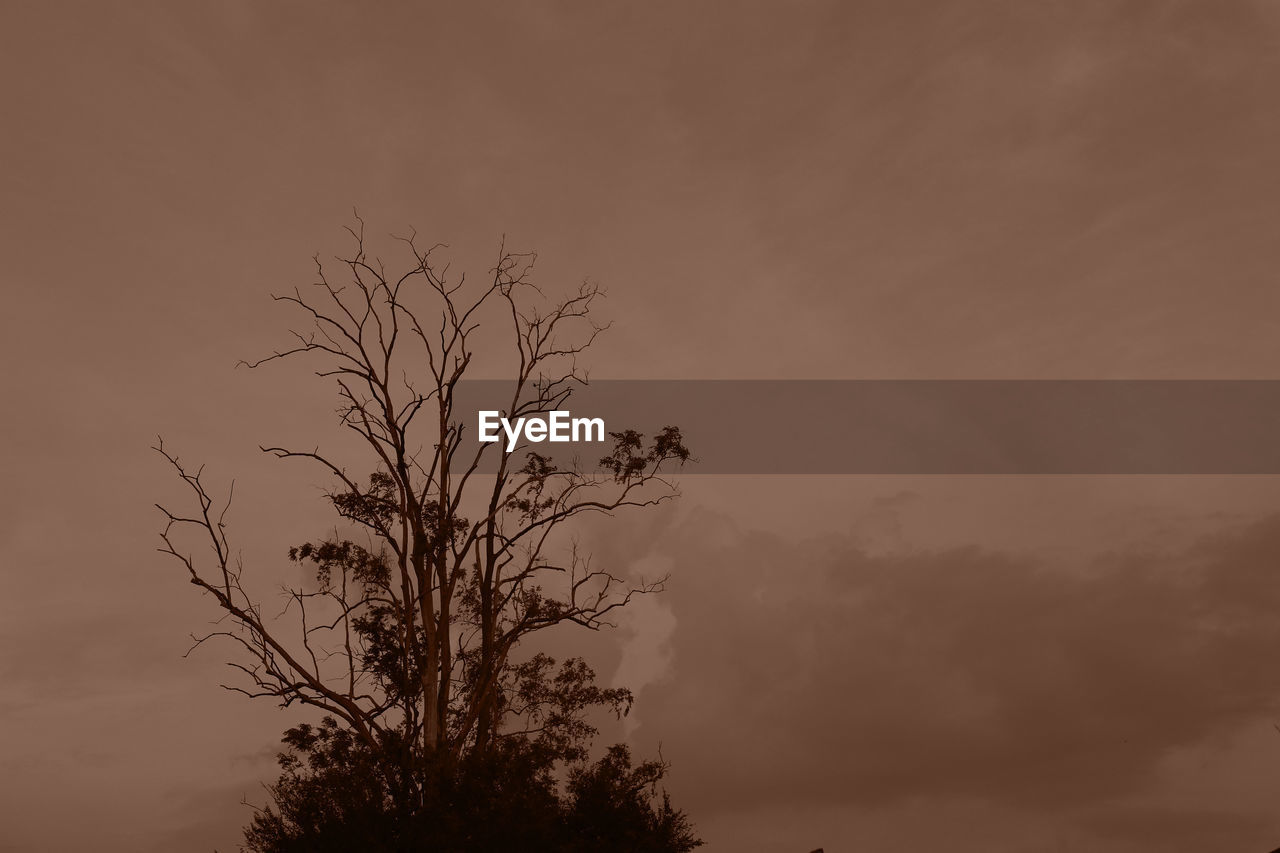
[243,717,701,853]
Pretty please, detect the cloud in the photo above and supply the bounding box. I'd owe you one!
[618,507,1280,825]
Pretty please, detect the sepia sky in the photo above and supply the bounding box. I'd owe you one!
[5,2,1280,850]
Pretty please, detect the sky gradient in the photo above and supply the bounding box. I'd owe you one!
[5,2,1280,851]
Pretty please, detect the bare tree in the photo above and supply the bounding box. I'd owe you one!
[155,219,690,819]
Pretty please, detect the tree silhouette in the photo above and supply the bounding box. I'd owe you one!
[155,219,698,850]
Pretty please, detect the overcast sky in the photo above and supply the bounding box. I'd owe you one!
[5,2,1280,851]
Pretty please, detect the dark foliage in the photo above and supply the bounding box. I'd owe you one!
[243,718,701,853]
